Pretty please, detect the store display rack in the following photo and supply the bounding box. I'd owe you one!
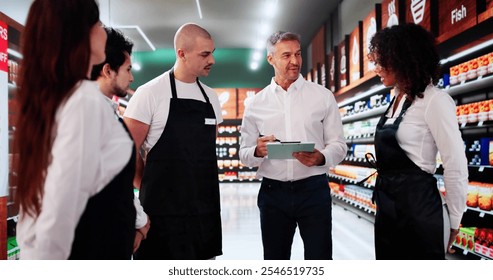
[216,119,259,183]
[1,11,22,260]
[330,8,493,260]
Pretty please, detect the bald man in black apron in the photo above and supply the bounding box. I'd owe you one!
[124,23,223,260]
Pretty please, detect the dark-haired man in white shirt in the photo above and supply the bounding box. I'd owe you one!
[91,27,150,254]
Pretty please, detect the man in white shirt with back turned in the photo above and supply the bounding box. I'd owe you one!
[239,31,347,260]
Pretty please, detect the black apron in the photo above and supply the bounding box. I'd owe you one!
[373,96,445,260]
[69,118,136,260]
[135,70,222,260]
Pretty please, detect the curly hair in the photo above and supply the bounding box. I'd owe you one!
[369,23,440,100]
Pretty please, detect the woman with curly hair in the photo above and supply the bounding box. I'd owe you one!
[368,23,468,259]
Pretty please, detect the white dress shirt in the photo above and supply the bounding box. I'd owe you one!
[17,80,133,259]
[239,75,347,181]
[388,85,468,229]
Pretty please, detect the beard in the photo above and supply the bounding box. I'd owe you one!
[114,86,128,98]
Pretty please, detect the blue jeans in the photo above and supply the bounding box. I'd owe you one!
[258,174,332,260]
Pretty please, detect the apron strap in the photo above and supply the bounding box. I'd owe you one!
[356,153,378,186]
[169,68,210,104]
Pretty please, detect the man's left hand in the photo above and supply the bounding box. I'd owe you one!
[293,148,325,167]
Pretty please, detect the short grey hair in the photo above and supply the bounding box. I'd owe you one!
[266,31,301,55]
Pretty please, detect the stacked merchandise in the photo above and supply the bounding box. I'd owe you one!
[454,227,493,259]
[449,52,493,86]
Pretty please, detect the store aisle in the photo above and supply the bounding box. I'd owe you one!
[217,182,375,260]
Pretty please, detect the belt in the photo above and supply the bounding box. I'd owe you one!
[262,174,326,187]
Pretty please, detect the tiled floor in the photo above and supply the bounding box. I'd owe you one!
[217,182,375,260]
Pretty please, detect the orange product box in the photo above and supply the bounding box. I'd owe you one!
[449,65,460,85]
[478,54,489,76]
[467,58,479,80]
[478,183,492,211]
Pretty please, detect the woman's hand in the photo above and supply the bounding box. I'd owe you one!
[447,228,459,254]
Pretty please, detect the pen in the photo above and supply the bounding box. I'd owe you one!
[259,134,281,142]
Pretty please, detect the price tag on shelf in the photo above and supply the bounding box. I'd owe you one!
[478,121,484,127]
[478,166,485,172]
[477,75,483,80]
[479,212,485,218]
[461,122,467,128]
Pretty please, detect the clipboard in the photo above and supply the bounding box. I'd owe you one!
[266,142,315,159]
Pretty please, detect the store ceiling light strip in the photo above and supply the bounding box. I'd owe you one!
[196,0,203,19]
[114,25,156,51]
[338,84,387,107]
[7,48,23,59]
[440,38,493,64]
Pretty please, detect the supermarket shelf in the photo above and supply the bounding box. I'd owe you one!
[446,74,493,97]
[331,194,375,224]
[468,165,493,172]
[216,143,238,147]
[343,156,371,164]
[459,120,493,130]
[466,207,493,218]
[342,105,388,124]
[6,215,18,222]
[218,167,257,171]
[328,173,375,189]
[452,244,493,260]
[338,83,388,107]
[346,135,375,145]
[341,156,375,169]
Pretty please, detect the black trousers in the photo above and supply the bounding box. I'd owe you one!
[258,174,332,260]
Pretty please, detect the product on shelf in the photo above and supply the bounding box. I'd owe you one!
[490,140,493,166]
[7,237,19,260]
[328,182,344,195]
[340,184,375,211]
[352,144,375,159]
[343,117,379,139]
[216,121,258,182]
[478,100,491,122]
[478,183,492,211]
[330,164,377,186]
[455,227,475,251]
[478,54,489,76]
[467,58,479,80]
[466,183,479,208]
[449,65,459,85]
[449,51,493,86]
[237,171,257,181]
[456,100,493,124]
[474,228,493,258]
[480,138,493,166]
[228,147,237,157]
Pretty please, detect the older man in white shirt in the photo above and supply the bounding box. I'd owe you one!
[239,31,347,260]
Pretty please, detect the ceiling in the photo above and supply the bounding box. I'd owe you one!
[1,0,340,51]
